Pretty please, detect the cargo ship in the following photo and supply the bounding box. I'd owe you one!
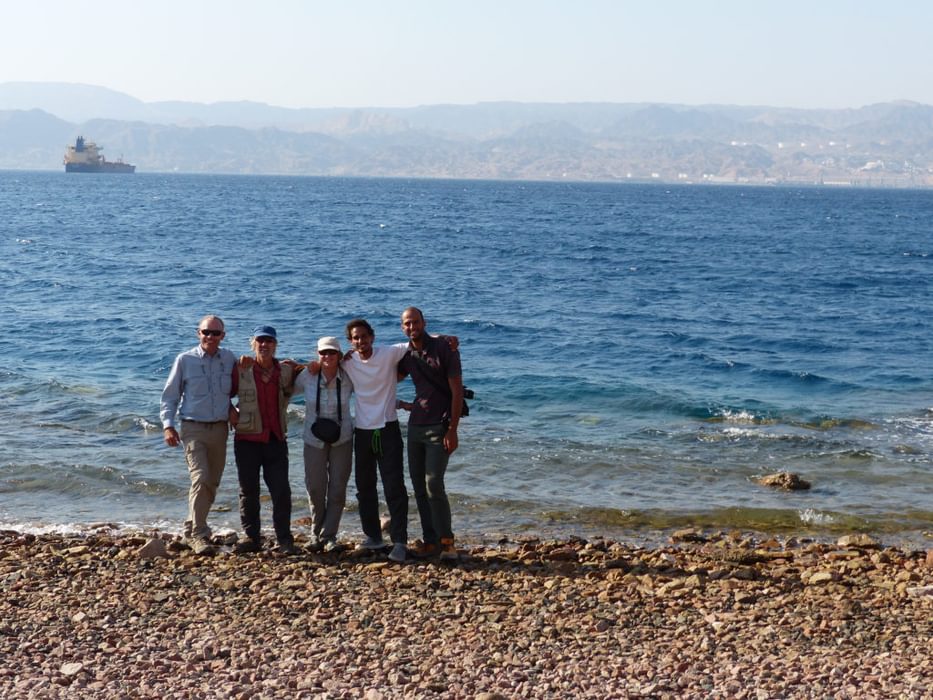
[64,136,135,173]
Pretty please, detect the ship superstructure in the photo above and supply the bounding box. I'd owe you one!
[64,136,135,173]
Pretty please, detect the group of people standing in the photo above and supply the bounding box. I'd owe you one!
[159,309,464,564]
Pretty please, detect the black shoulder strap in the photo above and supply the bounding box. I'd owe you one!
[409,352,452,399]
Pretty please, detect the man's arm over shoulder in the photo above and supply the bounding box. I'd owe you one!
[396,353,411,384]
[280,361,300,399]
[390,342,410,362]
[294,369,309,392]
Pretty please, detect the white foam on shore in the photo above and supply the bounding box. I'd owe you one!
[0,520,172,536]
[0,520,245,539]
[0,521,112,536]
[797,508,836,525]
[718,409,759,424]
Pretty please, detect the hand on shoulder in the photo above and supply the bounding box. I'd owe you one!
[281,358,304,374]
[431,334,459,352]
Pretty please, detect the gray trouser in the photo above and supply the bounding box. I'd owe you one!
[303,441,353,540]
[180,420,229,540]
[408,422,453,544]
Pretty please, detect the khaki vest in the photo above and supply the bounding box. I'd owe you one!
[236,362,295,437]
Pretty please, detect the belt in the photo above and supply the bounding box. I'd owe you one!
[181,419,227,425]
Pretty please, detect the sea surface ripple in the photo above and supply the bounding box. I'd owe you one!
[1,172,931,545]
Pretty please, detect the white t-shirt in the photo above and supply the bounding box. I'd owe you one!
[341,343,409,430]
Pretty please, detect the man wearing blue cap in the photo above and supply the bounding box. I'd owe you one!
[231,325,299,555]
[160,314,238,555]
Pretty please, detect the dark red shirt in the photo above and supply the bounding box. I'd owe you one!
[236,363,285,443]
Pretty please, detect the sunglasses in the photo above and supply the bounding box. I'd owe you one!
[319,349,339,356]
[200,329,223,337]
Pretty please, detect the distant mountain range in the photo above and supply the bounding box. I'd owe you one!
[2,81,933,186]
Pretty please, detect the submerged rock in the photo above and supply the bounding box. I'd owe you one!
[671,528,708,543]
[756,472,811,490]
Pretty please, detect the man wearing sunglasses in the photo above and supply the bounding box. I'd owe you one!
[160,315,238,555]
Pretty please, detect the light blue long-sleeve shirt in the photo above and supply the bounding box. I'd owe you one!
[160,346,237,429]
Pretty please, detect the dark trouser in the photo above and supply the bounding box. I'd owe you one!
[408,422,453,544]
[354,421,407,544]
[234,437,293,545]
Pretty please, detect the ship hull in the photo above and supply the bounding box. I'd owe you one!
[65,162,136,174]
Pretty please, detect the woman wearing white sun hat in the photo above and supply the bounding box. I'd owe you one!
[294,336,355,551]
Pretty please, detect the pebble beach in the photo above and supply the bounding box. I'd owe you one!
[2,528,931,699]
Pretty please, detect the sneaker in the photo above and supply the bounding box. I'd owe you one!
[183,534,210,548]
[306,537,324,553]
[189,537,217,556]
[388,542,408,563]
[323,538,341,553]
[355,536,386,552]
[233,538,262,554]
[277,541,300,556]
[410,541,440,559]
[439,537,458,562]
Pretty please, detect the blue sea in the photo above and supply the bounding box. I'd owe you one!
[1,172,931,546]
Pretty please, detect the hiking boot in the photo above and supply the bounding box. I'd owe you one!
[388,542,408,563]
[410,541,440,559]
[233,538,262,554]
[189,537,217,556]
[277,541,300,556]
[439,537,458,562]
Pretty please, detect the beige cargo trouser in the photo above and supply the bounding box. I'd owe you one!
[180,420,229,540]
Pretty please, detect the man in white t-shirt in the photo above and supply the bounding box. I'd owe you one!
[341,318,410,562]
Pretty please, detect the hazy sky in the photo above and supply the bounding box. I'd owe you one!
[2,1,929,110]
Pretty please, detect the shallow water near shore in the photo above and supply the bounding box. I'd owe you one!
[1,172,931,546]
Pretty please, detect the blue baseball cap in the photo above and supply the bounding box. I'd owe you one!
[251,325,277,340]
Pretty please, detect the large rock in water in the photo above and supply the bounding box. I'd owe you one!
[756,472,811,490]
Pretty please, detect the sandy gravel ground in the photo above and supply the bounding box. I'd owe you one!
[1,528,931,699]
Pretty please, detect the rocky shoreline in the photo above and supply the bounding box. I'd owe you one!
[1,528,931,699]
